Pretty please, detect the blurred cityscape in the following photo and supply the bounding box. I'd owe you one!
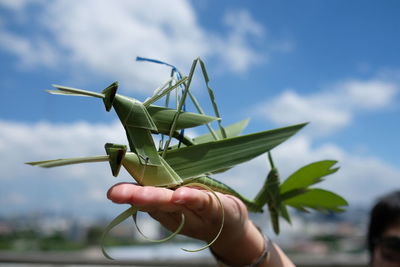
[0,206,370,266]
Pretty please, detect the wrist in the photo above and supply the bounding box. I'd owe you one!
[210,220,268,266]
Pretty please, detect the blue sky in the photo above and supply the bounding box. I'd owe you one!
[0,0,399,222]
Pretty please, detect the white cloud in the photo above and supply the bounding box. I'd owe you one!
[258,90,352,135]
[257,79,398,136]
[0,119,128,215]
[218,9,265,72]
[0,0,270,92]
[340,79,397,109]
[0,30,58,68]
[0,120,126,163]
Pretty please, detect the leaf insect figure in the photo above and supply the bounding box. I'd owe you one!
[27,57,347,258]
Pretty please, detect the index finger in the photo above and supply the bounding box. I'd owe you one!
[107,183,181,213]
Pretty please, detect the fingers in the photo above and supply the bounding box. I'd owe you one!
[107,183,180,213]
[107,183,246,221]
[172,186,215,214]
[107,183,249,242]
[107,183,220,216]
[172,187,247,221]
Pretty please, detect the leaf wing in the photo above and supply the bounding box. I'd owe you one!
[165,123,307,179]
[49,84,105,98]
[147,105,219,134]
[283,188,348,213]
[280,160,339,194]
[25,156,109,168]
[192,119,250,144]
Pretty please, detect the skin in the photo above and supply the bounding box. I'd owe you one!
[372,224,400,267]
[107,183,295,267]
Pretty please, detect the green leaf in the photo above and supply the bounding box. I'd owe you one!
[101,206,139,260]
[104,143,127,177]
[199,58,227,138]
[124,126,161,166]
[168,119,249,151]
[179,182,225,252]
[132,212,185,243]
[171,130,195,146]
[187,91,220,141]
[50,84,105,98]
[165,123,307,179]
[146,105,219,134]
[280,160,339,194]
[280,188,308,202]
[101,82,119,111]
[192,119,250,174]
[192,119,250,144]
[25,155,109,168]
[280,204,292,224]
[113,95,158,131]
[122,152,183,187]
[283,188,348,213]
[143,77,188,106]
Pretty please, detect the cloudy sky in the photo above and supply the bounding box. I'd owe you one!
[0,0,399,221]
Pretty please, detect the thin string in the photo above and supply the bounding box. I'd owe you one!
[136,56,186,147]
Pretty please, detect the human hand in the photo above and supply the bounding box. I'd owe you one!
[107,183,294,266]
[107,183,249,247]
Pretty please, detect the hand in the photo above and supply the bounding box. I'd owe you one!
[107,183,249,246]
[107,183,294,266]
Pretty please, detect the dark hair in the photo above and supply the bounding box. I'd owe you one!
[367,190,400,260]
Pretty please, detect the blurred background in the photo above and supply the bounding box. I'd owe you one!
[0,0,399,266]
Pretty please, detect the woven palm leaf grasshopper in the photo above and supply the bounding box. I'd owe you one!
[27,57,347,257]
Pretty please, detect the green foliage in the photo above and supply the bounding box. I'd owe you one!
[280,160,339,194]
[165,123,306,179]
[278,160,347,215]
[283,189,348,213]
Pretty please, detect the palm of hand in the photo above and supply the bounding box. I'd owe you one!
[107,183,249,246]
